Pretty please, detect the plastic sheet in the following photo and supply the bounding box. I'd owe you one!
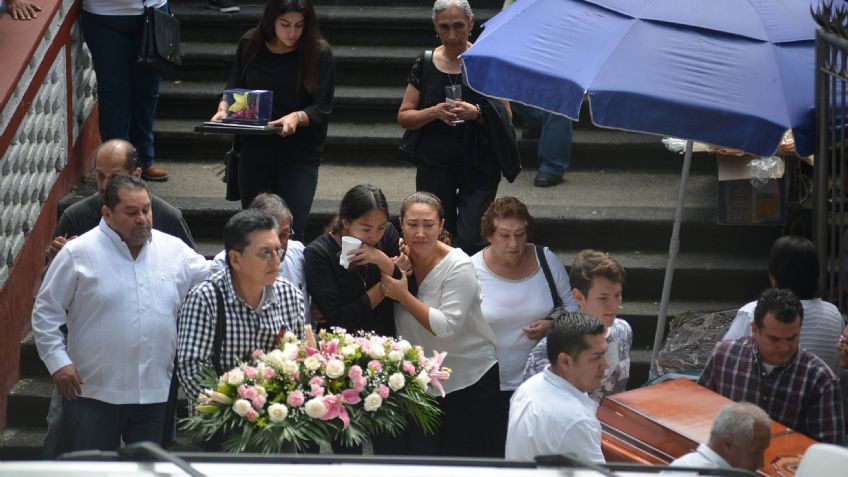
[651,309,737,380]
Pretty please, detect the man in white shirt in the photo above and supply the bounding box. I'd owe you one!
[506,313,608,462]
[670,402,771,472]
[32,175,210,452]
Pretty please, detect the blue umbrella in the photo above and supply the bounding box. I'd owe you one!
[462,0,818,369]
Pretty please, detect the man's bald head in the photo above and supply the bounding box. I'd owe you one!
[94,139,141,195]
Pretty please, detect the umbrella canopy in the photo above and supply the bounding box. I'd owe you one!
[462,0,817,157]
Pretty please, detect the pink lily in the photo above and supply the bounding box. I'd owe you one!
[320,395,350,428]
[428,352,450,397]
[341,388,362,405]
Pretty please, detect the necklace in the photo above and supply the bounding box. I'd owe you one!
[354,263,370,290]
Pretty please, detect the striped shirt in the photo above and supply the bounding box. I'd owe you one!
[176,268,305,400]
[698,338,844,444]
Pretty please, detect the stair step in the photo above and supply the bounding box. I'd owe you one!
[6,377,53,428]
[172,3,500,46]
[19,333,49,379]
[0,427,45,461]
[175,42,423,85]
[154,118,695,170]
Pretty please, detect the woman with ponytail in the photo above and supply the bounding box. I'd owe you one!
[380,191,506,457]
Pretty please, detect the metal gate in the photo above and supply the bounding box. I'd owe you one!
[814,2,848,310]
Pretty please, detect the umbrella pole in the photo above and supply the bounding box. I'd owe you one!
[650,139,694,376]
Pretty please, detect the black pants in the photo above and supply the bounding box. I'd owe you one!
[238,135,320,242]
[406,363,507,458]
[416,163,500,256]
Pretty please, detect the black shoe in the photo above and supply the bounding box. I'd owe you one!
[534,172,562,188]
[208,0,239,13]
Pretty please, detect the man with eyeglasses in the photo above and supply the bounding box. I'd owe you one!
[209,193,311,324]
[176,209,305,404]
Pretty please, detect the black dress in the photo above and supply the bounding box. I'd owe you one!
[225,32,336,240]
[406,52,501,255]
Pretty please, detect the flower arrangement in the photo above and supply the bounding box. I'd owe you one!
[181,327,451,453]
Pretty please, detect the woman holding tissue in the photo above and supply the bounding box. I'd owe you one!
[304,184,409,339]
[212,0,335,241]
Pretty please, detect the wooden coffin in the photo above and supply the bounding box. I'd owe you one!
[597,378,815,476]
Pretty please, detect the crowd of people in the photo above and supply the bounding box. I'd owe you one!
[18,0,848,470]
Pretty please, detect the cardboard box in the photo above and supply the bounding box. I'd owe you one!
[222,89,273,125]
[716,154,787,225]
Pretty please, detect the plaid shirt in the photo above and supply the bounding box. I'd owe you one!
[176,269,305,400]
[698,338,844,444]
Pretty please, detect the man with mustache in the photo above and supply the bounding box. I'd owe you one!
[32,175,210,452]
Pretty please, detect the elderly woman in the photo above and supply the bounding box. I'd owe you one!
[470,197,578,398]
[397,0,514,255]
[381,191,504,457]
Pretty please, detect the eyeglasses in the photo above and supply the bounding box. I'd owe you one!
[256,248,286,262]
[838,334,848,347]
[280,228,295,239]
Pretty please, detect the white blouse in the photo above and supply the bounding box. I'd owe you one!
[471,245,578,390]
[394,247,499,395]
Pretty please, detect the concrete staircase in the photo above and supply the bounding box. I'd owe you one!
[0,0,783,459]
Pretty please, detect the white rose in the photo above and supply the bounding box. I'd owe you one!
[325,359,345,379]
[267,349,285,368]
[304,355,322,372]
[282,360,299,376]
[282,343,299,359]
[304,398,327,418]
[232,399,252,417]
[344,334,355,346]
[340,345,355,357]
[284,331,297,343]
[255,385,267,397]
[415,371,431,389]
[363,393,383,412]
[397,340,412,353]
[388,350,403,363]
[267,403,289,423]
[388,372,405,391]
[227,369,245,386]
[368,346,386,360]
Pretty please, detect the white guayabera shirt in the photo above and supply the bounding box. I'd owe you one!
[32,219,210,404]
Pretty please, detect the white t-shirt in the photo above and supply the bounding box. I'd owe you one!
[471,245,578,390]
[83,0,167,16]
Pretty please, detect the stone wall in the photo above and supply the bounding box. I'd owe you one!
[0,0,99,429]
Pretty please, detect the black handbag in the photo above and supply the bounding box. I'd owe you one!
[223,136,241,202]
[138,0,182,75]
[535,244,568,321]
[398,50,433,164]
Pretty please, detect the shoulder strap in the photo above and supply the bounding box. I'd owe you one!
[210,281,226,376]
[535,244,563,308]
[422,50,433,89]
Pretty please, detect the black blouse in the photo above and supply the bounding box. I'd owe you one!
[406,52,485,168]
[226,32,335,153]
[304,223,400,337]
